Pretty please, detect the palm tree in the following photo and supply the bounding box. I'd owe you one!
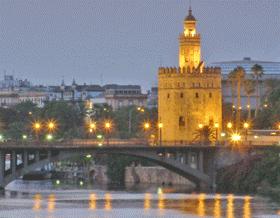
[228,70,237,120]
[264,78,280,99]
[228,67,246,129]
[243,79,255,119]
[251,64,264,117]
[193,125,215,145]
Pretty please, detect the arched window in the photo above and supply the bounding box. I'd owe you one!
[179,116,185,127]
[195,92,199,98]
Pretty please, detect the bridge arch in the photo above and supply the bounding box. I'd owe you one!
[1,148,212,190]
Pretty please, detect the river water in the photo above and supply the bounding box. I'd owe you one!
[0,180,279,218]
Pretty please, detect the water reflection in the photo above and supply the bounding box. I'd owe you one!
[144,193,151,210]
[28,190,259,217]
[197,193,206,217]
[243,196,251,218]
[48,194,56,212]
[104,193,112,210]
[33,193,42,211]
[227,194,235,218]
[89,193,97,210]
[214,194,221,218]
[158,192,165,210]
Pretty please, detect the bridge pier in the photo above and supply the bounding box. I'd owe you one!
[11,151,16,180]
[0,151,4,188]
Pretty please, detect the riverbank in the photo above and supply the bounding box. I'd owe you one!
[216,150,280,204]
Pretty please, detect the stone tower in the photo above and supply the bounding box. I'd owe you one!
[158,7,222,144]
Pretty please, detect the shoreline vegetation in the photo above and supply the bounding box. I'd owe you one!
[217,150,280,203]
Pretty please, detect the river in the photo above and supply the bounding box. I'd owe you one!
[0,179,279,217]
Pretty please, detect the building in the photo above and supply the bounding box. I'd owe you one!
[0,75,31,91]
[211,57,280,109]
[47,81,147,110]
[0,91,47,108]
[158,7,222,143]
[104,84,147,111]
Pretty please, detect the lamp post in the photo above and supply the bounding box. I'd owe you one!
[143,122,150,145]
[214,123,219,144]
[32,121,42,141]
[243,122,249,142]
[104,121,111,146]
[158,122,163,146]
[231,133,241,146]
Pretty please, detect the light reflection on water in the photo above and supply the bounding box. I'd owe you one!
[29,192,258,217]
[1,181,279,217]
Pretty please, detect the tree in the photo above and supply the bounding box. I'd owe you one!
[243,79,255,119]
[228,66,246,129]
[40,101,84,138]
[193,125,215,145]
[251,64,264,117]
[6,121,27,140]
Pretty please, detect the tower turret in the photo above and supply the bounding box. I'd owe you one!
[179,7,201,70]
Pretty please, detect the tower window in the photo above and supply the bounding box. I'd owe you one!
[209,92,212,98]
[195,92,199,98]
[179,116,185,127]
[167,93,170,99]
[180,92,184,98]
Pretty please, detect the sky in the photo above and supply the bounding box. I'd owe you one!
[0,0,279,91]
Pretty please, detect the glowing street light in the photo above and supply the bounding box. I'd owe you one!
[46,134,53,141]
[144,122,150,130]
[104,122,111,130]
[198,124,203,129]
[22,134,28,140]
[231,133,241,144]
[243,122,249,129]
[47,120,56,132]
[104,121,112,145]
[243,122,249,142]
[33,121,42,131]
[227,122,233,129]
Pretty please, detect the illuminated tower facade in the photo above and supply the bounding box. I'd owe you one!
[158,8,222,144]
[179,8,202,70]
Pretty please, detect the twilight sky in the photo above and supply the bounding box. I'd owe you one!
[0,0,279,90]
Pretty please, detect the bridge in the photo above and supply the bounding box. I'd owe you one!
[0,139,278,191]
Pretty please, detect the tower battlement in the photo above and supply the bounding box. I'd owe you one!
[158,66,221,76]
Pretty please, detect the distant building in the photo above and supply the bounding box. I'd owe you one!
[147,87,158,108]
[0,75,31,91]
[104,84,147,111]
[47,81,146,110]
[0,91,47,108]
[0,92,19,108]
[211,57,280,109]
[18,91,47,108]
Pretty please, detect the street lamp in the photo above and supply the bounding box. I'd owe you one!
[143,122,150,130]
[158,122,163,146]
[214,123,219,143]
[47,120,56,132]
[198,124,203,129]
[227,122,233,129]
[104,121,112,145]
[243,122,249,142]
[231,133,241,145]
[32,121,42,141]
